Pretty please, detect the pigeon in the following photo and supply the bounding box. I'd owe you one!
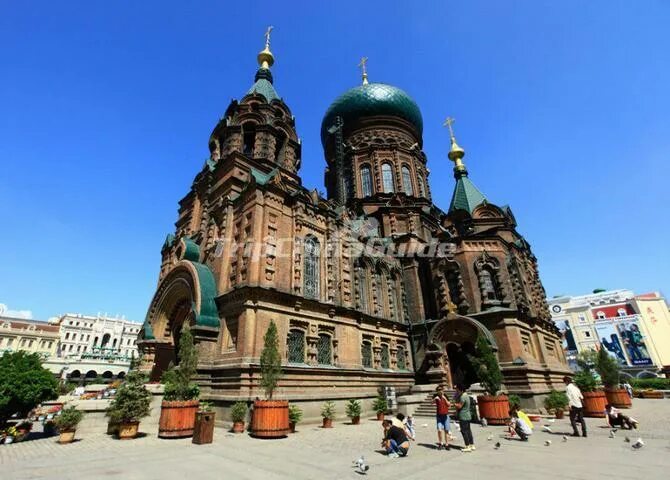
[624,436,631,443]
[487,434,493,441]
[421,423,428,428]
[353,456,370,474]
[609,430,616,439]
[542,426,553,433]
[547,419,556,423]
[544,440,552,446]
[494,442,501,449]
[632,438,644,449]
[481,417,488,427]
[562,436,568,442]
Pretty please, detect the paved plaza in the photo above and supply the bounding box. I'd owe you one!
[1,399,669,480]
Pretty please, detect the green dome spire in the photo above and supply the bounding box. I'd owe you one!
[321,82,423,145]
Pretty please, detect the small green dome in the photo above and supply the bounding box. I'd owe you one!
[321,83,423,145]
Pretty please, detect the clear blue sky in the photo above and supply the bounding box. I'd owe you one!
[1,1,668,321]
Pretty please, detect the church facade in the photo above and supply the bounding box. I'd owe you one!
[138,34,570,415]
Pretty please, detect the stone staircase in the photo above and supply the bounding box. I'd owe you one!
[413,389,457,417]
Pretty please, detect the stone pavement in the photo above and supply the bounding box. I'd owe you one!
[1,399,669,479]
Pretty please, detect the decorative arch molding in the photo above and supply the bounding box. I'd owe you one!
[428,313,498,352]
[141,260,219,342]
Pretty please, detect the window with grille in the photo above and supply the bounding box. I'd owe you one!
[287,329,305,364]
[317,333,332,365]
[304,236,320,299]
[381,163,394,193]
[361,166,373,197]
[401,166,413,195]
[361,341,372,368]
[380,344,390,369]
[397,346,406,370]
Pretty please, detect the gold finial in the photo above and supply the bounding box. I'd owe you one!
[447,301,458,314]
[358,57,369,85]
[257,25,275,69]
[444,116,466,168]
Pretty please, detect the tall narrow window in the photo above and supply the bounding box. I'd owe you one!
[317,334,332,365]
[358,265,369,313]
[360,166,373,197]
[380,344,390,369]
[287,329,305,363]
[401,166,413,195]
[397,346,406,370]
[417,176,425,197]
[381,163,394,193]
[362,341,372,368]
[242,123,256,156]
[304,236,320,299]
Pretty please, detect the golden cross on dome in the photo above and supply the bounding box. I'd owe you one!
[447,301,458,314]
[443,116,456,139]
[264,25,273,48]
[358,56,369,85]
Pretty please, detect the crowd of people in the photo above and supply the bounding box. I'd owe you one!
[379,375,639,459]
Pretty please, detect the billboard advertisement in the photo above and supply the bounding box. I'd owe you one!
[594,317,654,367]
[617,321,653,366]
[594,322,628,366]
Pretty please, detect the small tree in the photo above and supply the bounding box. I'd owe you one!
[345,399,362,419]
[55,406,84,431]
[469,335,503,396]
[260,320,282,399]
[596,347,620,389]
[0,351,58,425]
[107,370,152,423]
[162,323,200,401]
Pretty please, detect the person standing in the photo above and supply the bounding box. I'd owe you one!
[433,385,451,450]
[454,384,475,452]
[564,376,587,437]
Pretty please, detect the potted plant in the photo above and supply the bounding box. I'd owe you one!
[43,419,57,436]
[596,348,631,408]
[345,399,362,425]
[372,396,388,421]
[158,323,200,438]
[55,406,83,444]
[469,335,509,425]
[2,426,18,444]
[288,404,303,433]
[251,320,289,438]
[543,390,569,419]
[231,402,247,433]
[321,401,336,428]
[106,370,152,439]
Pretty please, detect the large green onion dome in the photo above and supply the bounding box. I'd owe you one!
[321,82,423,145]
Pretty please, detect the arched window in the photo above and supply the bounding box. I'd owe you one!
[480,268,500,301]
[381,163,394,193]
[361,341,372,368]
[242,123,256,156]
[401,166,413,195]
[597,311,606,319]
[617,308,627,317]
[101,333,111,347]
[380,344,390,369]
[274,130,287,164]
[417,176,425,197]
[397,346,407,370]
[317,333,332,365]
[303,236,320,299]
[360,166,373,197]
[287,329,305,364]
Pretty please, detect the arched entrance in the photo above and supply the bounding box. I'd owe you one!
[427,313,497,388]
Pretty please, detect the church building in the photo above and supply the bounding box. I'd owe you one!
[138,31,570,416]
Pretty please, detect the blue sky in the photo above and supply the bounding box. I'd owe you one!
[1,1,668,322]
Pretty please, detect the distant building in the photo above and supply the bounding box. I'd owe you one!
[42,313,142,381]
[549,289,670,378]
[0,316,60,358]
[51,313,141,360]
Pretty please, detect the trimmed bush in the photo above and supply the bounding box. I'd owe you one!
[629,378,670,390]
[230,402,247,423]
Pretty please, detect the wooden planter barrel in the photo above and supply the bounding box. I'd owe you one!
[582,390,607,417]
[606,388,632,408]
[251,400,289,438]
[158,400,199,438]
[641,390,664,399]
[477,395,510,425]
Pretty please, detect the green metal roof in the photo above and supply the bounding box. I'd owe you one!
[321,82,423,145]
[448,176,487,214]
[246,68,280,102]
